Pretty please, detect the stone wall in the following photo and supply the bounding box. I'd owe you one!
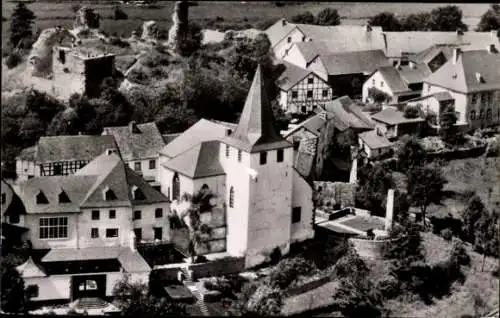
[349,237,401,260]
[314,181,356,209]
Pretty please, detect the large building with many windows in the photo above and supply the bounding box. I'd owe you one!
[159,66,315,268]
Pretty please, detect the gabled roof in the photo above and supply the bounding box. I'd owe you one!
[319,50,391,76]
[376,66,410,93]
[371,108,425,125]
[160,119,232,158]
[162,140,225,179]
[265,19,300,48]
[16,145,36,161]
[102,122,165,161]
[424,49,500,93]
[36,135,118,164]
[276,61,314,91]
[324,96,375,131]
[222,65,291,153]
[407,91,454,103]
[284,112,328,138]
[397,63,432,85]
[383,31,500,57]
[359,130,392,149]
[16,257,47,278]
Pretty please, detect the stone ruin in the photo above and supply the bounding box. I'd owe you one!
[167,0,189,51]
[141,20,159,43]
[73,6,100,31]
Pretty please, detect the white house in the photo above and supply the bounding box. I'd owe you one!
[358,129,393,159]
[159,66,315,268]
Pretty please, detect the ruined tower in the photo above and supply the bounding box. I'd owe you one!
[167,0,189,51]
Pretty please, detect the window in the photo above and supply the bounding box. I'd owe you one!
[58,191,71,203]
[486,108,492,120]
[277,149,284,162]
[307,77,314,84]
[133,210,142,220]
[225,144,230,157]
[472,94,478,104]
[306,90,313,99]
[106,229,118,238]
[292,207,301,223]
[470,110,476,120]
[134,228,142,241]
[53,164,62,176]
[91,228,99,238]
[293,139,300,151]
[172,173,180,201]
[229,187,235,208]
[479,110,484,119]
[428,84,431,92]
[59,50,66,64]
[109,210,116,219]
[301,106,307,113]
[10,214,20,224]
[372,79,375,85]
[322,89,328,97]
[91,210,100,220]
[36,191,49,204]
[260,152,267,165]
[104,188,117,201]
[380,81,384,88]
[237,150,242,162]
[1,193,5,205]
[155,208,163,218]
[134,162,142,171]
[132,187,145,200]
[39,217,68,239]
[291,91,298,99]
[287,36,292,43]
[154,227,163,240]
[149,160,156,170]
[26,285,39,298]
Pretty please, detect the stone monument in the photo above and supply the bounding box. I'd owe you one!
[167,0,189,51]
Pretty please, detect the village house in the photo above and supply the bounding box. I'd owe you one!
[1,180,29,247]
[52,45,115,101]
[358,128,393,159]
[7,150,170,302]
[405,92,455,129]
[277,61,333,114]
[102,121,166,189]
[421,46,500,130]
[371,107,426,140]
[15,135,118,181]
[159,66,315,268]
[266,19,384,59]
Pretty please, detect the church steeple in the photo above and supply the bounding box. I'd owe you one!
[224,65,290,153]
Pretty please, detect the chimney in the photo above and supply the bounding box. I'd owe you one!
[365,24,372,32]
[385,189,394,232]
[475,72,483,83]
[225,129,232,136]
[452,47,461,64]
[409,61,416,69]
[487,44,497,54]
[282,19,287,26]
[129,121,140,133]
[129,230,136,251]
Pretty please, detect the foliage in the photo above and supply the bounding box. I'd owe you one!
[474,209,499,258]
[333,276,384,318]
[9,2,36,48]
[114,6,128,20]
[476,4,500,31]
[176,22,203,57]
[334,245,369,282]
[428,5,468,31]
[449,238,470,266]
[1,265,26,313]
[356,163,394,215]
[227,280,284,316]
[315,8,341,26]
[440,228,453,241]
[368,12,401,31]
[290,11,315,24]
[396,135,426,172]
[401,13,431,31]
[461,194,486,244]
[440,105,463,146]
[403,106,420,119]
[268,257,316,289]
[5,51,22,69]
[367,87,390,104]
[112,274,186,316]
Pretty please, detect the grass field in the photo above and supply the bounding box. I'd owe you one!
[2,1,488,47]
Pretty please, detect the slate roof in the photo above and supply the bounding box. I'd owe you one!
[162,140,225,179]
[36,135,118,164]
[371,108,425,125]
[376,66,409,93]
[222,65,291,153]
[324,96,375,131]
[284,112,328,138]
[397,63,432,84]
[424,49,500,93]
[17,152,169,213]
[319,50,390,76]
[265,19,298,48]
[382,31,500,57]
[295,150,315,179]
[102,122,165,161]
[277,61,314,91]
[359,130,392,149]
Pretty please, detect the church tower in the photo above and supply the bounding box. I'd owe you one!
[221,65,294,268]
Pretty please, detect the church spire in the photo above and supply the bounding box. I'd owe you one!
[226,65,290,152]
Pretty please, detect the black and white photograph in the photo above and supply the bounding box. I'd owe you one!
[1,1,499,316]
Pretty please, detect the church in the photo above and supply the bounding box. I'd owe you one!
[158,65,315,268]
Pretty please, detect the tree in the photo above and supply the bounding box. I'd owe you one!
[290,11,315,24]
[177,22,203,56]
[403,106,420,119]
[401,13,431,31]
[475,211,499,271]
[113,6,128,20]
[476,4,500,31]
[356,163,394,215]
[396,135,426,172]
[439,105,463,146]
[428,5,468,31]
[1,265,26,313]
[9,2,36,49]
[228,280,284,316]
[333,276,384,318]
[407,163,445,227]
[316,8,341,26]
[368,12,401,31]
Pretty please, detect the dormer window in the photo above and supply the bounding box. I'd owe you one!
[58,190,71,203]
[36,191,49,204]
[131,185,145,200]
[103,187,117,201]
[287,36,292,43]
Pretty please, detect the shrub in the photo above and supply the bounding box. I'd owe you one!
[441,228,453,241]
[127,68,149,85]
[449,238,470,266]
[404,106,420,118]
[375,276,401,299]
[108,37,130,48]
[291,11,315,24]
[333,277,384,318]
[334,246,368,281]
[268,257,316,289]
[114,6,128,20]
[5,52,22,69]
[368,87,390,104]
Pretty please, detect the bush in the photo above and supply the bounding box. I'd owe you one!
[114,6,128,20]
[5,52,22,69]
[375,276,401,299]
[291,11,315,24]
[127,68,149,85]
[449,238,470,266]
[404,106,420,118]
[440,228,453,241]
[268,257,316,289]
[334,247,368,281]
[333,277,384,318]
[368,87,390,104]
[108,36,130,48]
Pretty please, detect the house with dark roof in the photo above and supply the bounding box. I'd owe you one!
[1,180,28,247]
[371,107,426,139]
[276,61,333,114]
[358,129,393,159]
[422,46,500,130]
[15,135,118,181]
[7,151,168,302]
[159,66,315,268]
[102,121,166,187]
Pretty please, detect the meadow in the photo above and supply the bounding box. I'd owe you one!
[2,1,488,47]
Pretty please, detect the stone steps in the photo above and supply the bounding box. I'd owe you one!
[74,297,108,310]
